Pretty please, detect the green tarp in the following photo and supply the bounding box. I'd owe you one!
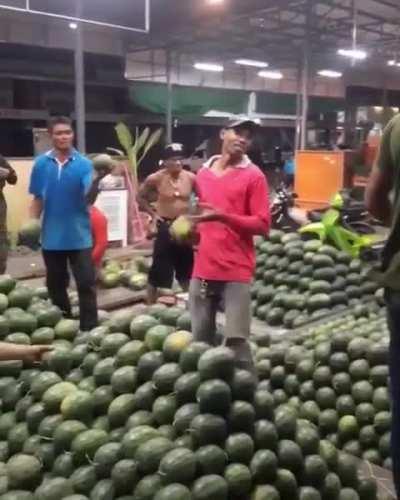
[130,82,248,116]
[129,82,345,117]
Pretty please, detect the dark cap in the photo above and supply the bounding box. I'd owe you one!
[225,117,261,131]
[163,143,185,160]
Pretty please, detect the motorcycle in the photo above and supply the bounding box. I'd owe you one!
[271,183,301,231]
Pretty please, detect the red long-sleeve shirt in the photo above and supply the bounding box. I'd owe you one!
[193,156,270,283]
[90,206,108,267]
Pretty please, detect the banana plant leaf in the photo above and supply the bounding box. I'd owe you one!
[138,128,163,166]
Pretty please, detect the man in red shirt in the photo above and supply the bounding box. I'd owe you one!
[190,118,270,371]
[90,205,108,269]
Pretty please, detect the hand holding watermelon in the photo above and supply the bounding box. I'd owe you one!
[18,219,41,250]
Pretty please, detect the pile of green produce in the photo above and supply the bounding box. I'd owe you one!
[98,257,150,291]
[252,230,383,328]
[255,307,391,469]
[0,274,379,499]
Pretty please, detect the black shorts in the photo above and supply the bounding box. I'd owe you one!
[148,219,194,289]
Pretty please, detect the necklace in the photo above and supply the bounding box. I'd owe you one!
[168,174,181,198]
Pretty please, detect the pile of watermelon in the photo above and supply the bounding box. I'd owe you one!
[252,231,383,328]
[255,307,391,470]
[98,257,150,291]
[0,274,380,499]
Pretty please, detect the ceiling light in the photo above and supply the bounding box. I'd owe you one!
[388,60,396,66]
[207,0,224,4]
[194,62,224,72]
[318,70,343,78]
[69,22,78,29]
[374,106,383,112]
[235,59,269,68]
[258,70,283,80]
[392,107,399,113]
[337,48,367,60]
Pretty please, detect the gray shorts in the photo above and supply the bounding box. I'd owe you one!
[189,278,253,368]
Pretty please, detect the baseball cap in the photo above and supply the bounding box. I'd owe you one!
[163,143,185,160]
[225,117,261,131]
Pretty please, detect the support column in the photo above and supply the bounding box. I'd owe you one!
[300,46,310,150]
[74,0,86,153]
[300,0,312,151]
[295,63,302,151]
[166,50,173,144]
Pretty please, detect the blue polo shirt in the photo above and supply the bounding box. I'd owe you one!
[29,149,93,251]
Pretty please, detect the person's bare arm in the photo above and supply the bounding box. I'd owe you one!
[29,197,43,219]
[137,174,159,220]
[365,165,393,225]
[0,156,17,185]
[0,343,52,363]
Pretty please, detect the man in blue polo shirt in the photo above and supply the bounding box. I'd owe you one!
[29,116,105,331]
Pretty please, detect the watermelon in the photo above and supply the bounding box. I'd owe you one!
[159,307,184,326]
[93,442,123,478]
[174,372,201,405]
[195,445,226,475]
[225,433,255,465]
[152,363,182,394]
[52,453,75,478]
[154,484,191,500]
[173,403,200,435]
[121,426,160,459]
[54,319,79,341]
[60,391,94,421]
[90,479,115,500]
[93,358,115,386]
[53,420,88,453]
[163,331,193,362]
[145,325,171,351]
[34,477,74,500]
[197,379,232,415]
[198,347,235,381]
[71,429,109,465]
[42,382,77,413]
[31,327,55,345]
[108,310,135,334]
[191,475,228,500]
[130,315,159,340]
[129,273,148,291]
[116,340,146,367]
[135,437,174,474]
[70,465,97,495]
[252,485,280,500]
[111,459,138,494]
[133,474,163,500]
[250,449,278,483]
[37,416,62,442]
[190,414,227,446]
[8,287,33,310]
[159,447,197,484]
[100,333,130,358]
[137,352,164,383]
[0,275,16,294]
[111,366,138,394]
[224,463,252,497]
[108,394,137,428]
[36,306,62,328]
[179,342,209,373]
[6,453,41,489]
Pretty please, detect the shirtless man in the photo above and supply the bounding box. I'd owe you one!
[138,143,196,304]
